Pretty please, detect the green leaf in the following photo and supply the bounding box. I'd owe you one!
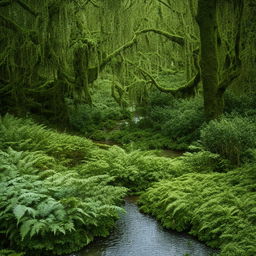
[13,205,27,223]
[20,219,37,240]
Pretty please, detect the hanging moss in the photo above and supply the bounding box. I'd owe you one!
[0,0,91,121]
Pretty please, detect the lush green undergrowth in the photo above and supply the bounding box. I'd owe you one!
[67,79,205,151]
[1,111,256,256]
[0,114,96,166]
[200,115,256,165]
[68,83,256,155]
[0,115,127,255]
[139,165,256,256]
[78,146,227,193]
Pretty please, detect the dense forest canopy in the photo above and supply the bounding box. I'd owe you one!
[0,0,255,121]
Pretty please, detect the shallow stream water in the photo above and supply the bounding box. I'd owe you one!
[72,197,217,256]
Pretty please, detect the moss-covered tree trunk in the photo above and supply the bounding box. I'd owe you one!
[197,0,224,120]
[73,46,92,104]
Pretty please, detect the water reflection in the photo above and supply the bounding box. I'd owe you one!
[74,198,216,256]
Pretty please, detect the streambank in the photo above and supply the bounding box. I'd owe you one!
[71,197,217,256]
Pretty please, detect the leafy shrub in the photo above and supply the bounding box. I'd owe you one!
[0,148,127,255]
[148,89,175,108]
[224,91,256,117]
[160,97,204,139]
[200,116,256,165]
[68,103,125,132]
[144,96,204,148]
[139,165,256,256]
[172,150,229,173]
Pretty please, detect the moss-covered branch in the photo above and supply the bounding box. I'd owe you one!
[156,0,172,10]
[100,35,137,70]
[219,67,240,91]
[88,28,185,84]
[137,28,185,46]
[89,0,100,8]
[16,0,38,17]
[0,14,26,33]
[0,13,37,44]
[0,0,38,16]
[125,58,200,97]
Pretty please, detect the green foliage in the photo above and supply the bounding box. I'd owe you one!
[0,114,96,166]
[224,91,256,117]
[0,115,127,255]
[111,95,204,150]
[93,128,173,150]
[148,96,204,143]
[139,165,256,256]
[0,148,127,255]
[200,116,256,165]
[0,250,24,256]
[171,149,229,174]
[67,78,205,151]
[78,146,172,192]
[67,79,130,134]
[78,146,226,192]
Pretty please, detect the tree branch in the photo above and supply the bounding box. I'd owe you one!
[99,28,184,70]
[0,0,38,16]
[0,14,26,33]
[156,0,172,10]
[89,0,100,8]
[88,35,137,83]
[125,58,200,96]
[16,0,38,17]
[136,28,185,46]
[88,28,185,84]
[219,67,240,91]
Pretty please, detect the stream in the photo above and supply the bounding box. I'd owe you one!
[71,197,217,256]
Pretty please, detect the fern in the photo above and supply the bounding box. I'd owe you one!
[139,168,256,256]
[0,145,127,255]
[0,114,96,166]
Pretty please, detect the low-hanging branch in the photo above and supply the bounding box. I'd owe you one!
[100,35,137,71]
[124,58,200,97]
[0,14,26,33]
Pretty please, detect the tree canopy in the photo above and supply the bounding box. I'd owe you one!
[0,0,255,120]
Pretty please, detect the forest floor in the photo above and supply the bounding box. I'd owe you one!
[0,114,255,256]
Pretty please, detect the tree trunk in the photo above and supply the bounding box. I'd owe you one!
[197,0,224,120]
